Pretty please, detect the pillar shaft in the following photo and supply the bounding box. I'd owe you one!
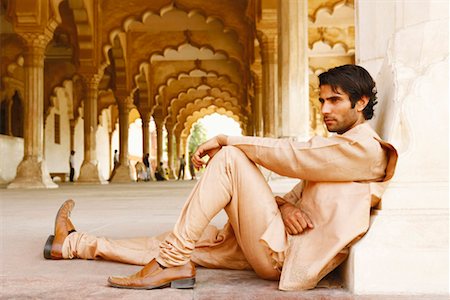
[342,1,449,294]
[277,0,309,140]
[8,33,56,189]
[83,75,100,163]
[142,116,150,157]
[118,102,130,166]
[261,38,277,137]
[167,127,175,179]
[155,122,164,164]
[77,74,106,184]
[254,76,264,137]
[109,98,133,182]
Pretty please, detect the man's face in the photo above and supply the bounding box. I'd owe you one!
[319,84,365,134]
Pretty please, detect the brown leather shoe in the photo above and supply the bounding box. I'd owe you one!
[108,259,196,289]
[43,199,76,259]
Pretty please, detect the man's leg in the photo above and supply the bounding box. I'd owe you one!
[62,232,165,265]
[108,146,288,289]
[157,146,287,279]
[60,223,252,270]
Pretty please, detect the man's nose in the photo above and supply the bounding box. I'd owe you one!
[321,102,331,114]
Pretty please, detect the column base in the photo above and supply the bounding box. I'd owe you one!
[168,167,176,179]
[341,182,449,295]
[109,164,132,183]
[7,158,58,189]
[77,161,108,184]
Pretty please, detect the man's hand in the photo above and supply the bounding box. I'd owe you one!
[279,201,314,235]
[192,135,227,169]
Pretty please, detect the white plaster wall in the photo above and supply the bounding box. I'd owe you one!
[0,135,23,184]
[44,88,71,174]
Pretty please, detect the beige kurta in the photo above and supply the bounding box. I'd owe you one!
[226,123,398,290]
[62,123,397,290]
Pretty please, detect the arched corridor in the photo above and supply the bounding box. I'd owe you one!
[0,0,447,296]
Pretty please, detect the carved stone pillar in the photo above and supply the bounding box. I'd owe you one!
[166,125,175,179]
[254,74,263,137]
[142,114,150,157]
[77,74,106,184]
[110,97,133,182]
[261,38,277,137]
[69,119,76,152]
[8,33,57,189]
[155,119,164,165]
[277,0,309,140]
[342,1,449,295]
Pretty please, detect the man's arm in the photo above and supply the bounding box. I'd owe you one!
[225,134,385,182]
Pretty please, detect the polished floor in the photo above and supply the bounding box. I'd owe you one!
[0,179,445,299]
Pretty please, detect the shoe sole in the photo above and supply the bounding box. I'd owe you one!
[108,277,195,290]
[43,235,55,259]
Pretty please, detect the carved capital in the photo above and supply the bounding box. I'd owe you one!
[83,73,102,91]
[20,32,51,67]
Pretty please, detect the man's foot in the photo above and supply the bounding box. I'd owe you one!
[108,259,196,289]
[43,199,76,259]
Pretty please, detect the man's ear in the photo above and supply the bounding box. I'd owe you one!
[356,96,369,112]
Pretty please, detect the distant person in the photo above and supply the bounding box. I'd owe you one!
[155,162,167,181]
[143,153,150,181]
[177,155,186,180]
[135,161,147,182]
[113,150,119,167]
[69,150,75,182]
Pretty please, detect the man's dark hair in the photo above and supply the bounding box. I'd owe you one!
[318,64,377,120]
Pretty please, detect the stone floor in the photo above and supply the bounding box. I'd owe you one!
[0,179,445,299]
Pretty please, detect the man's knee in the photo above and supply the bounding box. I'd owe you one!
[219,146,248,161]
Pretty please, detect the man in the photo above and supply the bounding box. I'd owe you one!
[155,161,167,181]
[177,155,186,180]
[69,150,75,182]
[143,153,150,181]
[113,149,119,168]
[43,65,397,290]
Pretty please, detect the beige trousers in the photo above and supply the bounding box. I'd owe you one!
[63,146,287,280]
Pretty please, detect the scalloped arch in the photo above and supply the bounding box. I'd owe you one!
[174,98,245,136]
[178,105,243,138]
[103,5,243,71]
[309,0,354,23]
[167,86,240,120]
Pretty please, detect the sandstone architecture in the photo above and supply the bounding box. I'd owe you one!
[0,0,448,296]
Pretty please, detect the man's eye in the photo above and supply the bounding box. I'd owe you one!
[319,99,324,104]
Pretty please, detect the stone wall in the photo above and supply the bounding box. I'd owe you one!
[342,0,449,295]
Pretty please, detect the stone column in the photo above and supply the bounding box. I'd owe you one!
[341,1,449,295]
[166,125,175,179]
[8,33,57,189]
[155,119,164,165]
[108,130,113,173]
[261,37,277,137]
[69,119,76,152]
[77,74,106,184]
[277,0,309,140]
[142,114,150,157]
[110,97,133,182]
[254,74,264,137]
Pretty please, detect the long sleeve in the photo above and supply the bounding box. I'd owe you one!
[281,181,304,205]
[225,124,388,182]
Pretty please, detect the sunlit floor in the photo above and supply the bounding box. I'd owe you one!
[0,179,443,299]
